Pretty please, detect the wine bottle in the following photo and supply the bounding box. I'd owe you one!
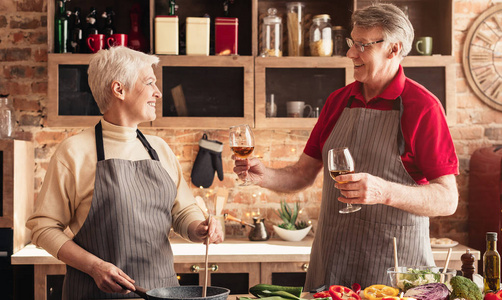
[484,232,501,293]
[168,0,176,16]
[55,0,69,53]
[69,7,83,53]
[102,7,116,36]
[128,4,148,52]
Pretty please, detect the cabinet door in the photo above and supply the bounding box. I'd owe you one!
[174,262,260,294]
[261,262,309,287]
[153,56,255,129]
[255,56,352,129]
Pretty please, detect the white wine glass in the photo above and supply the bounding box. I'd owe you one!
[229,124,255,186]
[328,147,361,214]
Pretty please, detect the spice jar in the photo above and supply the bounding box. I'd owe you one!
[309,14,332,56]
[333,25,347,56]
[261,8,282,57]
[286,2,305,56]
[0,94,15,139]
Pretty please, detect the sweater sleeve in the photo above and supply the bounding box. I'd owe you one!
[26,152,76,258]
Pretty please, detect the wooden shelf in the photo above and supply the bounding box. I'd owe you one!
[46,0,456,129]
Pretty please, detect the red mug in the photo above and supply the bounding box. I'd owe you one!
[87,34,106,53]
[107,34,128,48]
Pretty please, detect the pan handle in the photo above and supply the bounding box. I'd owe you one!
[118,282,149,299]
[132,285,149,299]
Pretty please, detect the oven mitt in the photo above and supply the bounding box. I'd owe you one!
[191,133,224,188]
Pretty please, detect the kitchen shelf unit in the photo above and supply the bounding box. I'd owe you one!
[46,0,456,129]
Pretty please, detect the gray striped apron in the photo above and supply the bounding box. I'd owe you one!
[62,121,179,300]
[305,96,434,290]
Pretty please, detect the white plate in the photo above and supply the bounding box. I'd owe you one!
[431,241,459,248]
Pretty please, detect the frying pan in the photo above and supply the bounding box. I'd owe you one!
[132,285,230,300]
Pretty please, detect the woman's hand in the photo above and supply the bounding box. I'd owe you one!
[189,216,225,244]
[89,260,136,294]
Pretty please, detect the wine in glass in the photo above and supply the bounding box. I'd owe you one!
[328,147,361,214]
[229,124,255,186]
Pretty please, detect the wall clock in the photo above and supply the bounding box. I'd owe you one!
[463,4,502,111]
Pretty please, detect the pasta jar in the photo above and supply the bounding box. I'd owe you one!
[286,2,305,56]
[261,8,282,57]
[309,14,332,56]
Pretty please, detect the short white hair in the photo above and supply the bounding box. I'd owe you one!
[88,46,160,113]
[351,3,414,57]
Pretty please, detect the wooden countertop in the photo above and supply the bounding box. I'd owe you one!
[11,237,480,265]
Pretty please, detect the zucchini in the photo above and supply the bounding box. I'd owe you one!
[249,284,303,298]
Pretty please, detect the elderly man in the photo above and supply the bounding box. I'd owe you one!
[234,3,458,289]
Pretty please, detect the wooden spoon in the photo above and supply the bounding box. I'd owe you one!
[203,215,211,297]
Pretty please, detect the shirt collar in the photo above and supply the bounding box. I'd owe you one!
[349,65,405,102]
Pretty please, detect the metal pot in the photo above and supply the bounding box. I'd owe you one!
[133,285,230,300]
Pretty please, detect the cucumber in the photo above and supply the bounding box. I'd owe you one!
[249,284,303,298]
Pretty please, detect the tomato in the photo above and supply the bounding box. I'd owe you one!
[363,285,400,300]
[313,291,331,298]
[329,285,361,300]
[351,283,361,294]
[485,290,502,300]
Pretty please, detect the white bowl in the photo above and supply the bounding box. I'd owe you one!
[273,225,312,242]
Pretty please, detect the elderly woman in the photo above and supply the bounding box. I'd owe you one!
[234,3,458,289]
[27,46,224,300]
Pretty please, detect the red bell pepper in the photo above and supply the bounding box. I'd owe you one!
[329,285,362,300]
[485,290,502,300]
[313,291,331,298]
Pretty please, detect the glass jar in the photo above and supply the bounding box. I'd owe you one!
[309,14,332,56]
[332,25,347,56]
[286,2,305,56]
[0,94,15,139]
[261,8,282,57]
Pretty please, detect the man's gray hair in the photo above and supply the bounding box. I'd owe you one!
[351,3,414,57]
[88,46,160,114]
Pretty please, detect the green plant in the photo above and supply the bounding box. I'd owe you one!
[275,200,309,230]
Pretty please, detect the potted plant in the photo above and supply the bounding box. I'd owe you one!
[273,200,312,241]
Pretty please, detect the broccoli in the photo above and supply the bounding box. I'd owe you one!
[449,276,482,300]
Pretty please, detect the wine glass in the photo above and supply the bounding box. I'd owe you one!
[229,124,255,186]
[327,147,361,214]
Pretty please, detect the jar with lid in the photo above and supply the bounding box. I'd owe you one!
[0,94,15,139]
[286,2,305,56]
[309,14,332,56]
[332,25,347,56]
[261,8,282,57]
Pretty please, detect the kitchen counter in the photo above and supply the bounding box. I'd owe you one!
[12,237,314,265]
[12,237,480,300]
[11,236,480,265]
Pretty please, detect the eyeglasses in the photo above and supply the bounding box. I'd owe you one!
[346,38,385,52]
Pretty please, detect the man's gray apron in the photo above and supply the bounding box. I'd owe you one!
[62,121,179,300]
[305,96,434,290]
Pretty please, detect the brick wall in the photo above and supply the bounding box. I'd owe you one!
[1,0,501,243]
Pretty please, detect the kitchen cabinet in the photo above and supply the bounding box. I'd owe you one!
[0,140,34,253]
[46,0,456,128]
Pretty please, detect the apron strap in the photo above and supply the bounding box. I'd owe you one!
[95,121,105,162]
[393,96,405,156]
[94,121,160,161]
[346,95,405,156]
[137,129,160,161]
